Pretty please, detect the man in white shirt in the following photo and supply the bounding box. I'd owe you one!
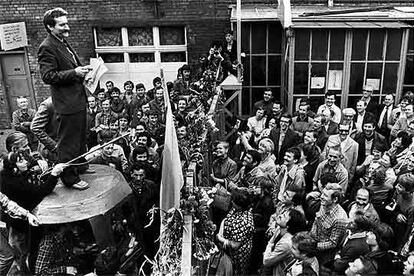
[317,91,341,124]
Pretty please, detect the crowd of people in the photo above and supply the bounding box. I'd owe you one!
[2,7,414,276]
[0,19,243,275]
[207,87,414,276]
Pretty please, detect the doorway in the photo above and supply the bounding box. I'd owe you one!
[0,50,36,128]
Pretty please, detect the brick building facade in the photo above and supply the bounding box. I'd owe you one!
[0,0,413,127]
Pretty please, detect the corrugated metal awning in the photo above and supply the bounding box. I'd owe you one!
[292,21,411,28]
[230,5,414,23]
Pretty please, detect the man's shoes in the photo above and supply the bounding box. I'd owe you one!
[81,168,96,174]
[71,180,89,190]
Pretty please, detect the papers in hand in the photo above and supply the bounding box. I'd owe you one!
[84,57,108,93]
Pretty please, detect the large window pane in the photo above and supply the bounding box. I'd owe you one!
[130,53,155,63]
[96,28,122,47]
[128,27,153,46]
[251,56,266,85]
[368,30,385,60]
[159,27,185,45]
[268,23,282,54]
[383,63,399,93]
[330,30,345,60]
[405,55,414,85]
[242,23,250,54]
[386,30,402,61]
[349,63,365,94]
[366,62,383,81]
[268,55,281,85]
[312,29,328,60]
[160,52,186,62]
[252,88,266,107]
[408,29,414,55]
[352,30,368,60]
[242,88,250,115]
[294,63,308,94]
[310,63,327,94]
[242,58,250,85]
[295,30,310,60]
[99,53,124,63]
[251,23,266,54]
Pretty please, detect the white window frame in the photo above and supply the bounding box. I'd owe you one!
[92,26,188,89]
[93,26,188,65]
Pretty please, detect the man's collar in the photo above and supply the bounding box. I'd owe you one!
[51,33,65,43]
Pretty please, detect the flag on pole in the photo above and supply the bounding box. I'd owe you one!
[160,69,183,213]
[277,0,293,29]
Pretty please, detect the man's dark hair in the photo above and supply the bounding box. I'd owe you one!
[372,222,394,251]
[353,210,375,232]
[286,147,301,161]
[246,149,262,165]
[325,91,336,98]
[137,131,152,148]
[132,146,148,161]
[397,131,412,149]
[287,209,307,235]
[280,113,292,124]
[98,129,115,144]
[106,80,114,86]
[300,144,319,163]
[135,83,145,90]
[291,232,318,257]
[231,189,251,210]
[124,80,133,89]
[153,77,161,86]
[43,8,68,33]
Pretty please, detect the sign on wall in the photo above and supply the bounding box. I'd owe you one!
[0,22,28,51]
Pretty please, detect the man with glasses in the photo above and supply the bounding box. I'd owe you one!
[322,124,359,183]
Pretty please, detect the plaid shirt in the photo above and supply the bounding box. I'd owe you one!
[35,233,69,276]
[310,204,348,251]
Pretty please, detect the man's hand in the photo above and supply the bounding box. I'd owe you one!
[51,163,69,176]
[66,266,77,275]
[27,213,40,226]
[74,65,92,77]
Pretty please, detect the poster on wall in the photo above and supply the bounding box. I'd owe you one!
[311,77,325,89]
[366,78,380,91]
[328,70,342,90]
[0,22,28,51]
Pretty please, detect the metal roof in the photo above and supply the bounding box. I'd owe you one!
[229,5,414,23]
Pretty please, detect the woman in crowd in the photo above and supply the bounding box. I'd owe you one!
[286,231,319,276]
[263,209,307,276]
[1,132,67,274]
[258,117,277,140]
[216,189,254,275]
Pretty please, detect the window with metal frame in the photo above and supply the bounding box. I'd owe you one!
[241,22,283,116]
[404,28,414,95]
[291,28,406,112]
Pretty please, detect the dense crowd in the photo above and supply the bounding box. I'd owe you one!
[2,27,414,276]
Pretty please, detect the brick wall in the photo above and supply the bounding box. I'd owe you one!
[0,0,413,128]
